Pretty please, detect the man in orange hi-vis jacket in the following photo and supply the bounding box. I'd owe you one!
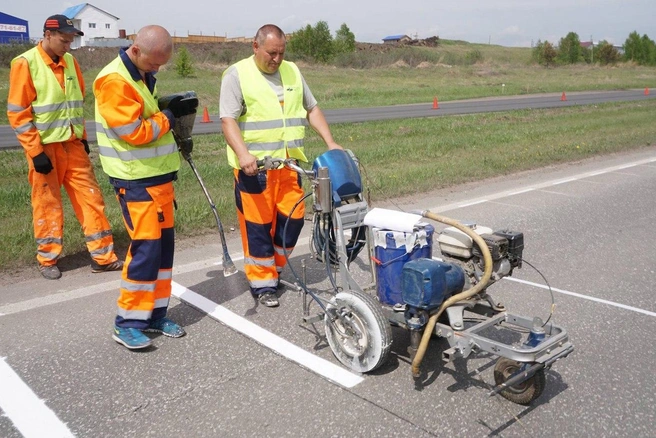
[7,14,122,280]
[94,25,197,350]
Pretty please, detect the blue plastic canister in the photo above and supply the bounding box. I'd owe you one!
[401,259,465,310]
[312,149,362,205]
[373,225,434,305]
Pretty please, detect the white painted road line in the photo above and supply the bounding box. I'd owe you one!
[0,357,75,438]
[506,277,656,318]
[170,282,364,388]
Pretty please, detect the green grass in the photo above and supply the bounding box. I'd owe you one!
[1,99,654,271]
[1,39,655,271]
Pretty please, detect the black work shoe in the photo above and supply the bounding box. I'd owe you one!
[39,264,62,280]
[91,260,124,273]
[258,291,279,307]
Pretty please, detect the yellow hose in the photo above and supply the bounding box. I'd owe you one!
[411,210,494,377]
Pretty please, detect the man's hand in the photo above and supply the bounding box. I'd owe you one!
[32,152,53,175]
[238,153,259,176]
[167,96,198,118]
[81,139,90,155]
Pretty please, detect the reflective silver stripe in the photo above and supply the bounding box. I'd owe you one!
[98,143,178,161]
[285,117,308,127]
[89,244,113,257]
[246,141,285,152]
[7,103,25,112]
[111,119,142,137]
[286,139,305,149]
[249,279,278,288]
[273,246,293,256]
[157,270,173,280]
[36,237,63,245]
[120,280,156,293]
[244,256,275,267]
[15,121,36,135]
[154,298,170,309]
[85,230,113,242]
[116,308,151,320]
[238,119,284,131]
[96,123,119,140]
[33,100,83,113]
[37,250,58,261]
[34,118,70,131]
[70,117,84,126]
[151,120,162,141]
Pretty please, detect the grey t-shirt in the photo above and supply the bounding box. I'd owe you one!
[219,62,318,120]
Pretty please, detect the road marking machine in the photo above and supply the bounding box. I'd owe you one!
[260,149,573,405]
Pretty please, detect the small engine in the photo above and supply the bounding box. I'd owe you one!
[436,224,524,284]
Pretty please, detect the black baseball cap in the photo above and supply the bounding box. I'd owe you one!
[43,14,84,36]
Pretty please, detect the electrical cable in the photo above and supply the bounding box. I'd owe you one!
[517,257,556,330]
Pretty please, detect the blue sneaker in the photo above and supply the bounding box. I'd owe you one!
[144,317,186,338]
[113,326,152,350]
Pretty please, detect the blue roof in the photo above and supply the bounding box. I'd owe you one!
[382,34,409,41]
[62,3,88,19]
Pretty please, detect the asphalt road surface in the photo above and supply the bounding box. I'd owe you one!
[1,89,654,149]
[2,145,656,437]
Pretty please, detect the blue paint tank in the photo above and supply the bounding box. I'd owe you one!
[373,225,434,305]
[401,259,465,310]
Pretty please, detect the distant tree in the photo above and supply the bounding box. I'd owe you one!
[595,41,620,65]
[334,23,356,54]
[289,24,314,60]
[312,21,335,62]
[288,21,335,63]
[558,32,582,64]
[174,46,194,77]
[623,31,643,63]
[533,40,558,67]
[640,34,656,66]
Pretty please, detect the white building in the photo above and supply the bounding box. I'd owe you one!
[61,3,122,48]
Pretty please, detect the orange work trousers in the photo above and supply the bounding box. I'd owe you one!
[111,176,176,329]
[27,139,117,267]
[234,167,305,293]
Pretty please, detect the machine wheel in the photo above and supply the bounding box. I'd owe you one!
[324,289,392,373]
[493,358,546,405]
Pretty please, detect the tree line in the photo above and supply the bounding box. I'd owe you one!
[533,31,656,67]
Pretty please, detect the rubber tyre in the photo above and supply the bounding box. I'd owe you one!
[324,289,392,373]
[493,358,546,405]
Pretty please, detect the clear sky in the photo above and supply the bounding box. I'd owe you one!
[2,0,654,47]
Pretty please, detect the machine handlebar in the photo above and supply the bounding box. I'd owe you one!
[255,156,315,177]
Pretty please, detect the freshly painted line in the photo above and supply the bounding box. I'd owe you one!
[170,282,365,388]
[457,199,488,208]
[550,178,578,186]
[506,277,656,318]
[506,188,535,196]
[0,357,74,438]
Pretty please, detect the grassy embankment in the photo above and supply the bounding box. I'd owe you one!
[0,40,654,271]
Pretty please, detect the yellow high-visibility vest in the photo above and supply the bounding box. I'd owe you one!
[94,56,179,180]
[225,56,308,169]
[14,48,84,143]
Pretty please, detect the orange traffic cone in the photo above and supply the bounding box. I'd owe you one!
[201,107,212,123]
[645,87,650,96]
[432,96,439,109]
[561,92,567,101]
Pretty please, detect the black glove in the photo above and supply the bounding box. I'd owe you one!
[167,96,198,118]
[32,152,53,175]
[81,139,90,155]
